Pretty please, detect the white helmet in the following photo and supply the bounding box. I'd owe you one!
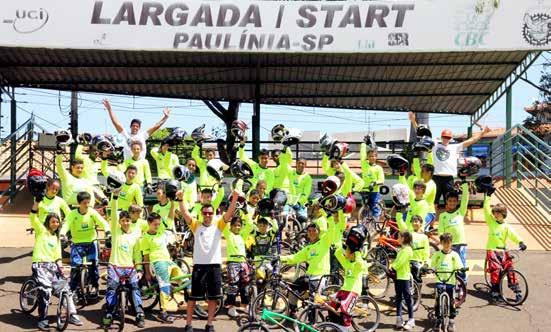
[281,128,303,146]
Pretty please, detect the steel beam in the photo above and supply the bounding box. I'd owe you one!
[252,83,260,161]
[10,92,16,201]
[472,52,541,123]
[505,88,512,187]
[262,92,490,98]
[70,91,78,163]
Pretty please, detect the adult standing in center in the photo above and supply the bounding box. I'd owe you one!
[408,112,489,209]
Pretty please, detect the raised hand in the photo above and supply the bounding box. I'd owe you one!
[102,99,112,112]
[163,108,171,118]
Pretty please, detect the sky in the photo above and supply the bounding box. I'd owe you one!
[1,54,547,141]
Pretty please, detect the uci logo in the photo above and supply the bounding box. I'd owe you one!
[2,8,49,34]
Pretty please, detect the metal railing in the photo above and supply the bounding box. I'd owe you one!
[489,124,551,214]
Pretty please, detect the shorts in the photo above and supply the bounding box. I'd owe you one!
[190,264,223,300]
[329,290,358,327]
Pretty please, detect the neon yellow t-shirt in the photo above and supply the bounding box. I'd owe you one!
[60,208,110,244]
[30,212,62,263]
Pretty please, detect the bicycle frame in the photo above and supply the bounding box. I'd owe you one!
[260,308,319,332]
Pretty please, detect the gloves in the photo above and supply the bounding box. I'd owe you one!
[519,242,527,251]
[35,192,44,203]
[101,198,109,207]
[486,187,496,196]
[105,231,112,249]
[144,183,154,195]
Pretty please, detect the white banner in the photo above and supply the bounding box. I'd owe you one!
[1,0,551,53]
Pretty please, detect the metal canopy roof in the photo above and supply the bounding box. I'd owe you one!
[0,47,534,115]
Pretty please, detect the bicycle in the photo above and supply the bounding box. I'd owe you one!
[425,267,469,332]
[238,308,347,332]
[19,274,72,331]
[140,271,223,319]
[66,240,105,306]
[358,185,389,235]
[483,249,528,306]
[295,288,381,332]
[104,266,142,331]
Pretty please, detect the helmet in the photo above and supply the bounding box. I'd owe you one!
[320,194,346,213]
[386,154,409,174]
[231,120,248,140]
[416,125,432,138]
[164,127,187,146]
[92,135,114,152]
[270,189,288,206]
[281,128,303,146]
[206,159,224,182]
[343,194,357,214]
[474,175,494,194]
[413,136,435,153]
[319,133,335,154]
[172,165,193,183]
[235,194,247,210]
[106,171,125,190]
[345,224,368,252]
[55,130,73,146]
[329,142,349,160]
[26,168,47,198]
[164,180,180,200]
[306,192,323,206]
[271,124,288,142]
[191,124,212,144]
[230,160,253,179]
[231,178,253,194]
[257,198,274,217]
[458,156,482,178]
[363,134,377,150]
[392,184,410,208]
[321,176,341,196]
[75,133,92,145]
[441,129,453,139]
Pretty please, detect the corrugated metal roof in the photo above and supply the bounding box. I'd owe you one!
[0,47,531,114]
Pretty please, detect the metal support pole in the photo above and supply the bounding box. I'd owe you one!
[70,91,78,163]
[515,136,521,189]
[504,87,512,187]
[467,125,473,156]
[252,83,260,160]
[10,92,16,201]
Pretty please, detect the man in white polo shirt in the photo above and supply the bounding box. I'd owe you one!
[102,99,171,159]
[409,112,489,208]
[178,188,239,332]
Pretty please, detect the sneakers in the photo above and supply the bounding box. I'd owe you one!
[184,325,194,332]
[69,314,83,326]
[227,306,238,318]
[448,319,456,332]
[395,317,404,329]
[403,318,415,330]
[89,287,99,299]
[491,291,501,302]
[37,320,50,331]
[136,313,145,328]
[515,291,523,303]
[205,324,215,332]
[159,311,174,323]
[102,313,113,327]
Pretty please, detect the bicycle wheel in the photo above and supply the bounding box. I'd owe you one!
[237,322,270,332]
[280,263,306,283]
[499,269,528,306]
[454,278,467,308]
[139,279,159,311]
[440,293,450,332]
[56,291,70,331]
[350,295,380,332]
[183,233,194,257]
[367,247,389,269]
[315,322,348,332]
[194,297,224,319]
[80,268,89,305]
[295,306,328,332]
[114,290,126,331]
[401,280,420,312]
[251,290,289,326]
[366,263,390,299]
[176,258,191,275]
[19,278,39,313]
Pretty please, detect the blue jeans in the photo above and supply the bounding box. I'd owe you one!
[363,192,382,218]
[105,265,143,315]
[435,283,456,319]
[452,244,468,282]
[395,279,413,320]
[69,242,99,290]
[424,213,437,232]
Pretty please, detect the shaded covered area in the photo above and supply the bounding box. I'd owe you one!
[0,47,535,115]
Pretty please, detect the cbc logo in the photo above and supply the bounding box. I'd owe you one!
[3,8,49,34]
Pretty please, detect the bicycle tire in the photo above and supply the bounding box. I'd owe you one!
[295,306,328,332]
[194,298,224,319]
[366,263,390,299]
[251,290,289,327]
[176,258,191,275]
[140,278,160,311]
[454,278,467,308]
[440,292,450,332]
[56,291,70,331]
[237,322,270,332]
[367,247,389,269]
[499,269,529,306]
[19,278,39,314]
[315,322,349,332]
[351,295,380,332]
[401,280,420,312]
[80,268,89,305]
[115,290,126,331]
[280,263,307,282]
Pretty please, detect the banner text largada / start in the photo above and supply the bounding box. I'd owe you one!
[2,0,551,52]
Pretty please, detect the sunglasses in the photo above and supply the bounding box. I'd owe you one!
[202,211,214,216]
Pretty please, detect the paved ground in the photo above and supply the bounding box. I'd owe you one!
[0,247,549,331]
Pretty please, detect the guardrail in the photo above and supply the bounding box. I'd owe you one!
[489,124,551,214]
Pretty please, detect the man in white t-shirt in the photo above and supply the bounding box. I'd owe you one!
[179,188,239,332]
[102,99,171,159]
[409,112,490,208]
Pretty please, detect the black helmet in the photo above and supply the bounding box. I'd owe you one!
[363,134,377,151]
[474,175,494,194]
[319,133,335,154]
[458,156,482,178]
[257,198,274,217]
[271,124,288,143]
[191,124,212,144]
[321,176,341,196]
[416,125,432,138]
[413,136,434,153]
[346,224,368,252]
[75,132,92,145]
[230,160,253,179]
[172,165,193,183]
[92,135,114,152]
[386,154,409,174]
[26,168,47,199]
[270,189,287,206]
[55,130,73,146]
[164,180,180,200]
[281,128,302,146]
[231,178,253,194]
[231,120,248,140]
